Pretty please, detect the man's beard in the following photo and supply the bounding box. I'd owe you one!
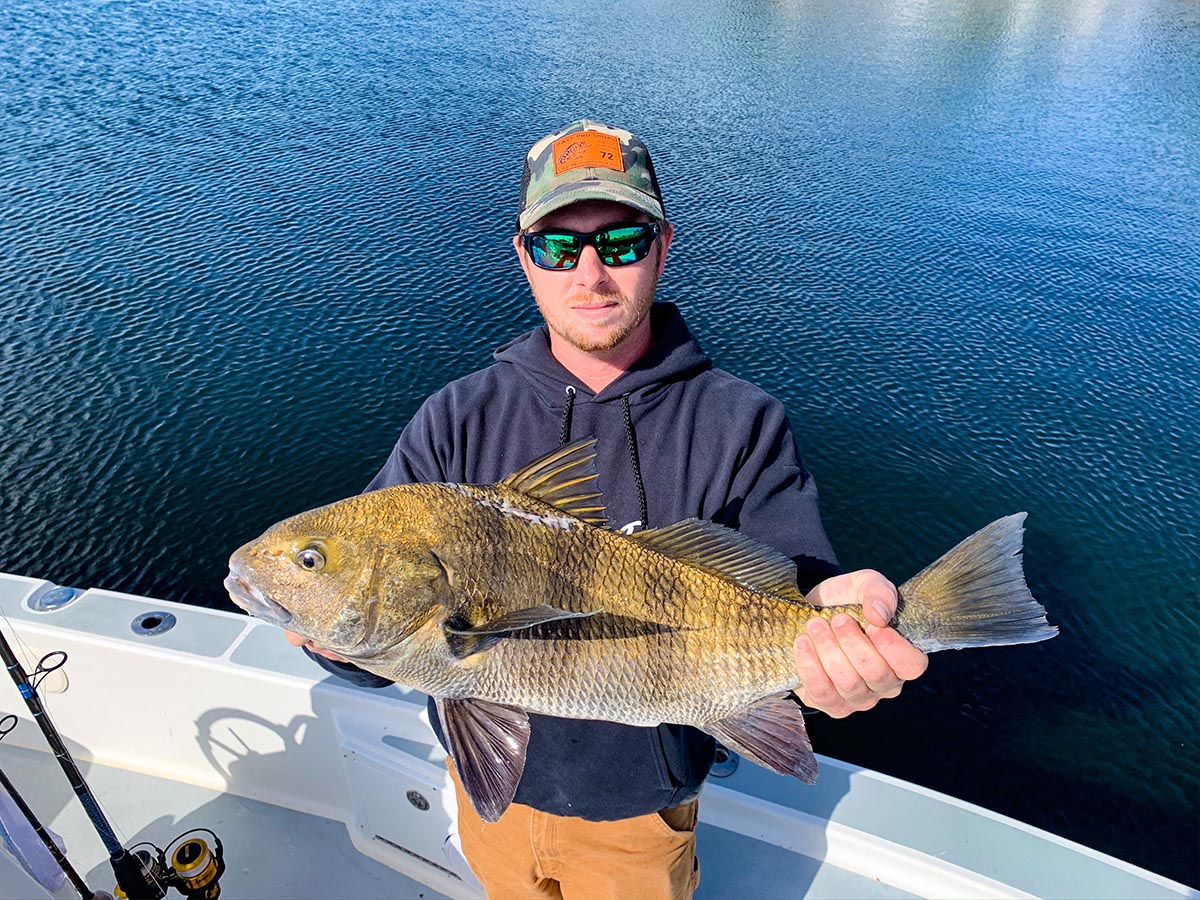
[541,288,654,354]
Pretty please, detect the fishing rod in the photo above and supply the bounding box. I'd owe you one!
[0,623,225,899]
[0,716,99,899]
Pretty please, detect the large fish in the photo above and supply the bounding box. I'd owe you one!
[225,439,1057,822]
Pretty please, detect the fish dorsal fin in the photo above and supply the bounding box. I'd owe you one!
[500,438,608,527]
[631,518,806,602]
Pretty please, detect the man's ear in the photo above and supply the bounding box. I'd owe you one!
[513,234,534,281]
[655,221,675,277]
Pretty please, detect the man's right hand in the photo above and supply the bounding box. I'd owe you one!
[284,629,350,663]
[793,569,928,718]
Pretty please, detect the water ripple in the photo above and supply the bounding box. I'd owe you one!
[1,0,1197,885]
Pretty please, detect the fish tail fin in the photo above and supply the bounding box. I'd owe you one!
[893,513,1058,652]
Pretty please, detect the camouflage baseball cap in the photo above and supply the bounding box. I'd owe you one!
[516,120,665,231]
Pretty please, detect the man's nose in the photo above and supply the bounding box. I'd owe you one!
[572,244,610,288]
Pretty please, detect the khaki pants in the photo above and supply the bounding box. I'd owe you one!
[448,759,700,900]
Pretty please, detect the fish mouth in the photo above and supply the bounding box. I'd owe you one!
[223,573,293,626]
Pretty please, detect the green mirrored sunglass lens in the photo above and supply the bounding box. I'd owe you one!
[533,235,580,268]
[597,227,650,265]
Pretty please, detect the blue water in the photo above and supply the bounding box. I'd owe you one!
[2,0,1197,887]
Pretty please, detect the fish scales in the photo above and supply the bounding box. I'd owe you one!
[419,483,814,725]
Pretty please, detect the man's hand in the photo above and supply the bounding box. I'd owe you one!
[284,629,350,663]
[794,570,929,718]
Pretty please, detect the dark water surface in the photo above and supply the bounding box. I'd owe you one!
[2,0,1197,887]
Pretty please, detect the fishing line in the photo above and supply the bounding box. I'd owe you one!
[0,605,45,682]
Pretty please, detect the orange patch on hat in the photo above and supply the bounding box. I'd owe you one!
[552,131,624,176]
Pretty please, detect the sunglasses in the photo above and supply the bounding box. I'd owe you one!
[521,222,662,271]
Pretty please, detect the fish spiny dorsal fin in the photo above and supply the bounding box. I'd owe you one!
[630,518,807,602]
[500,438,608,527]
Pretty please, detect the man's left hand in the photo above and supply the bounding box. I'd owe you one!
[793,570,929,718]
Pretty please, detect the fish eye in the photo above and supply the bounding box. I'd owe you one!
[296,548,325,571]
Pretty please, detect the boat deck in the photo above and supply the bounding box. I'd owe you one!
[0,743,446,900]
[0,743,908,900]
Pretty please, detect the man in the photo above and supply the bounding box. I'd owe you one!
[290,119,928,899]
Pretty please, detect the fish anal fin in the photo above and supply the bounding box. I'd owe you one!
[499,439,608,527]
[444,606,602,658]
[632,519,806,602]
[436,697,531,823]
[705,694,817,782]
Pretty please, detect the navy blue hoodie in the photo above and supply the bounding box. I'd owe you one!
[312,302,840,820]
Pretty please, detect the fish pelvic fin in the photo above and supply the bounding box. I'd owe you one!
[894,512,1059,652]
[437,697,531,823]
[630,518,806,601]
[500,438,608,527]
[704,694,817,783]
[443,605,603,658]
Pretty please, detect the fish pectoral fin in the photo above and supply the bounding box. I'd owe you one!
[444,606,602,658]
[437,697,531,823]
[499,438,608,527]
[704,694,818,782]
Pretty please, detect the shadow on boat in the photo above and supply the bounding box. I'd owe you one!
[189,680,844,900]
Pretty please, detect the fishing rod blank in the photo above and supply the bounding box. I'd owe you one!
[0,732,95,899]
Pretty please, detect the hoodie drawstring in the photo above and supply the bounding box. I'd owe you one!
[558,385,648,530]
[621,392,649,530]
[558,385,576,445]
